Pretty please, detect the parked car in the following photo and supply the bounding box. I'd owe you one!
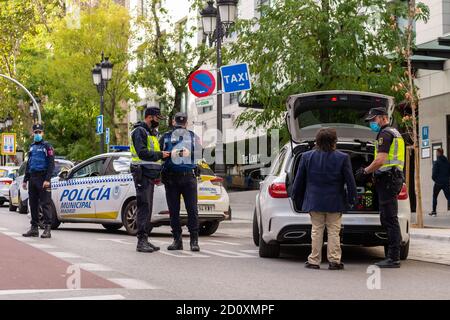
[0,166,19,206]
[9,159,74,213]
[253,90,410,260]
[33,153,230,236]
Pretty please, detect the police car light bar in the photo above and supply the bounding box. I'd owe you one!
[109,145,130,152]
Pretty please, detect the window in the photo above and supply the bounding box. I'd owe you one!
[71,159,106,179]
[105,156,131,175]
[53,161,74,178]
[200,106,213,113]
[229,92,240,105]
[255,0,271,18]
[269,148,287,176]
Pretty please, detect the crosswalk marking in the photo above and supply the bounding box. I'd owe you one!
[51,294,126,300]
[207,240,242,246]
[201,249,256,258]
[159,250,209,258]
[28,243,57,249]
[108,278,159,290]
[2,231,21,236]
[48,252,81,259]
[78,263,113,272]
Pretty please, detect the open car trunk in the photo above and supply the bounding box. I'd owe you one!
[286,142,379,214]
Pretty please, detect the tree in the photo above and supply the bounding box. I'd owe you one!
[132,0,213,121]
[228,0,406,135]
[391,0,429,228]
[22,0,134,160]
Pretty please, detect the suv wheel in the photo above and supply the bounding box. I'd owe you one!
[253,209,259,247]
[258,221,280,258]
[400,240,410,260]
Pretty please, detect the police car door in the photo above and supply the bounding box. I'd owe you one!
[55,158,108,220]
[96,155,133,222]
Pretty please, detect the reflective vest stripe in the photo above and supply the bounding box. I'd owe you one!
[374,127,405,172]
[130,128,161,167]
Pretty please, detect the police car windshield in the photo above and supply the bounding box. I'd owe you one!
[53,162,73,177]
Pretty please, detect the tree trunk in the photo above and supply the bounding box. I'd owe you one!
[319,0,331,87]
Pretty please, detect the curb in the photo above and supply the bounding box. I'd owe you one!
[410,233,450,242]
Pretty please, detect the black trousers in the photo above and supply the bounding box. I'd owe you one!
[432,183,450,212]
[133,176,155,238]
[29,172,52,227]
[376,178,401,261]
[162,172,199,235]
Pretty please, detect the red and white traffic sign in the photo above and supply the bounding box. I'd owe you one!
[188,70,216,98]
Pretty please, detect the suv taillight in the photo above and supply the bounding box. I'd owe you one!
[397,184,408,200]
[269,182,288,198]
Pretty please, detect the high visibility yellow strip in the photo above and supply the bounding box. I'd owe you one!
[62,211,118,219]
[198,195,220,200]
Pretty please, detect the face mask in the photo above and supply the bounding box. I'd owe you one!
[369,122,381,133]
[150,120,159,128]
[34,134,43,142]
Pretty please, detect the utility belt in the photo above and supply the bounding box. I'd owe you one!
[374,167,405,196]
[130,164,160,183]
[30,171,47,177]
[162,169,196,177]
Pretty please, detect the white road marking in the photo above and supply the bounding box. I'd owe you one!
[0,227,9,231]
[2,231,21,236]
[28,243,57,249]
[51,294,125,300]
[108,278,159,290]
[0,289,82,296]
[13,237,36,242]
[48,252,81,258]
[78,263,113,272]
[207,240,242,246]
[97,238,134,245]
[240,249,259,254]
[201,249,256,258]
[159,250,209,258]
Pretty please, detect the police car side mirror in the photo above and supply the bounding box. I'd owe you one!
[59,170,69,180]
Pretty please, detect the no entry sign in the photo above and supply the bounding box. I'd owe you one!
[188,70,216,98]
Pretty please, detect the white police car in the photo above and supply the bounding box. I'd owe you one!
[41,152,230,236]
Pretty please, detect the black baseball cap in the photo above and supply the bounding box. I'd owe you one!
[174,112,188,124]
[144,107,166,120]
[364,107,388,121]
[32,123,44,132]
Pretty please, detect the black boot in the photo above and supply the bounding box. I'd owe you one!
[168,233,183,250]
[41,225,52,239]
[23,226,39,237]
[147,241,160,251]
[375,258,400,268]
[136,235,154,253]
[190,232,200,252]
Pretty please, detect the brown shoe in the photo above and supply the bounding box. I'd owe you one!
[328,262,344,270]
[305,261,320,269]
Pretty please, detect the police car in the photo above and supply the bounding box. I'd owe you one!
[40,152,229,236]
[0,165,19,206]
[253,91,411,259]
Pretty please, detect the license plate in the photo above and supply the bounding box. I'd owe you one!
[198,204,214,212]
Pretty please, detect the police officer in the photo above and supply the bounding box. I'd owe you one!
[356,107,405,268]
[22,124,55,239]
[160,112,202,251]
[130,107,170,253]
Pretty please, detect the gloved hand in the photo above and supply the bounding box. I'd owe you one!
[355,167,367,182]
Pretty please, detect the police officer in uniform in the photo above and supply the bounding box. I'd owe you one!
[130,107,170,253]
[22,124,55,239]
[160,112,202,251]
[356,107,405,268]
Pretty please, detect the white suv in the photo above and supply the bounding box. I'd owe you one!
[253,91,411,260]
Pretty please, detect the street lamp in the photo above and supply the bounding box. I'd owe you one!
[200,0,238,176]
[91,52,113,154]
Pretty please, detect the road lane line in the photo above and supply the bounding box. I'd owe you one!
[97,238,134,245]
[0,227,9,231]
[28,243,57,249]
[2,231,21,236]
[13,237,36,242]
[207,240,242,246]
[159,250,209,258]
[51,294,125,300]
[201,249,256,258]
[108,278,160,290]
[78,263,114,272]
[0,289,84,296]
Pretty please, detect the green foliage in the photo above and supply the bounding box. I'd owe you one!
[228,0,408,132]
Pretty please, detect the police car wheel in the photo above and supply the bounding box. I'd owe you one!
[400,240,410,260]
[17,194,28,214]
[122,200,138,236]
[0,201,4,207]
[253,209,259,247]
[198,221,220,236]
[8,193,17,212]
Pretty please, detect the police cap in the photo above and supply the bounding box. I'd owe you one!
[144,107,166,120]
[32,123,44,132]
[175,112,188,124]
[364,107,388,121]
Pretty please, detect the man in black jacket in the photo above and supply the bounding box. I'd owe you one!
[430,148,450,216]
[130,107,170,252]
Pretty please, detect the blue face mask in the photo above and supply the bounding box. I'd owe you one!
[369,122,381,133]
[34,134,43,142]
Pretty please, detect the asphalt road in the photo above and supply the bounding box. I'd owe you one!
[0,198,450,300]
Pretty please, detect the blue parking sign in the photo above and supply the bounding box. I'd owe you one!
[220,63,251,93]
[96,115,103,135]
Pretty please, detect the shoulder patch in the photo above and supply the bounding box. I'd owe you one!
[378,137,383,146]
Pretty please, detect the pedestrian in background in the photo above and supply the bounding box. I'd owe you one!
[22,124,55,239]
[291,128,357,270]
[430,148,450,216]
